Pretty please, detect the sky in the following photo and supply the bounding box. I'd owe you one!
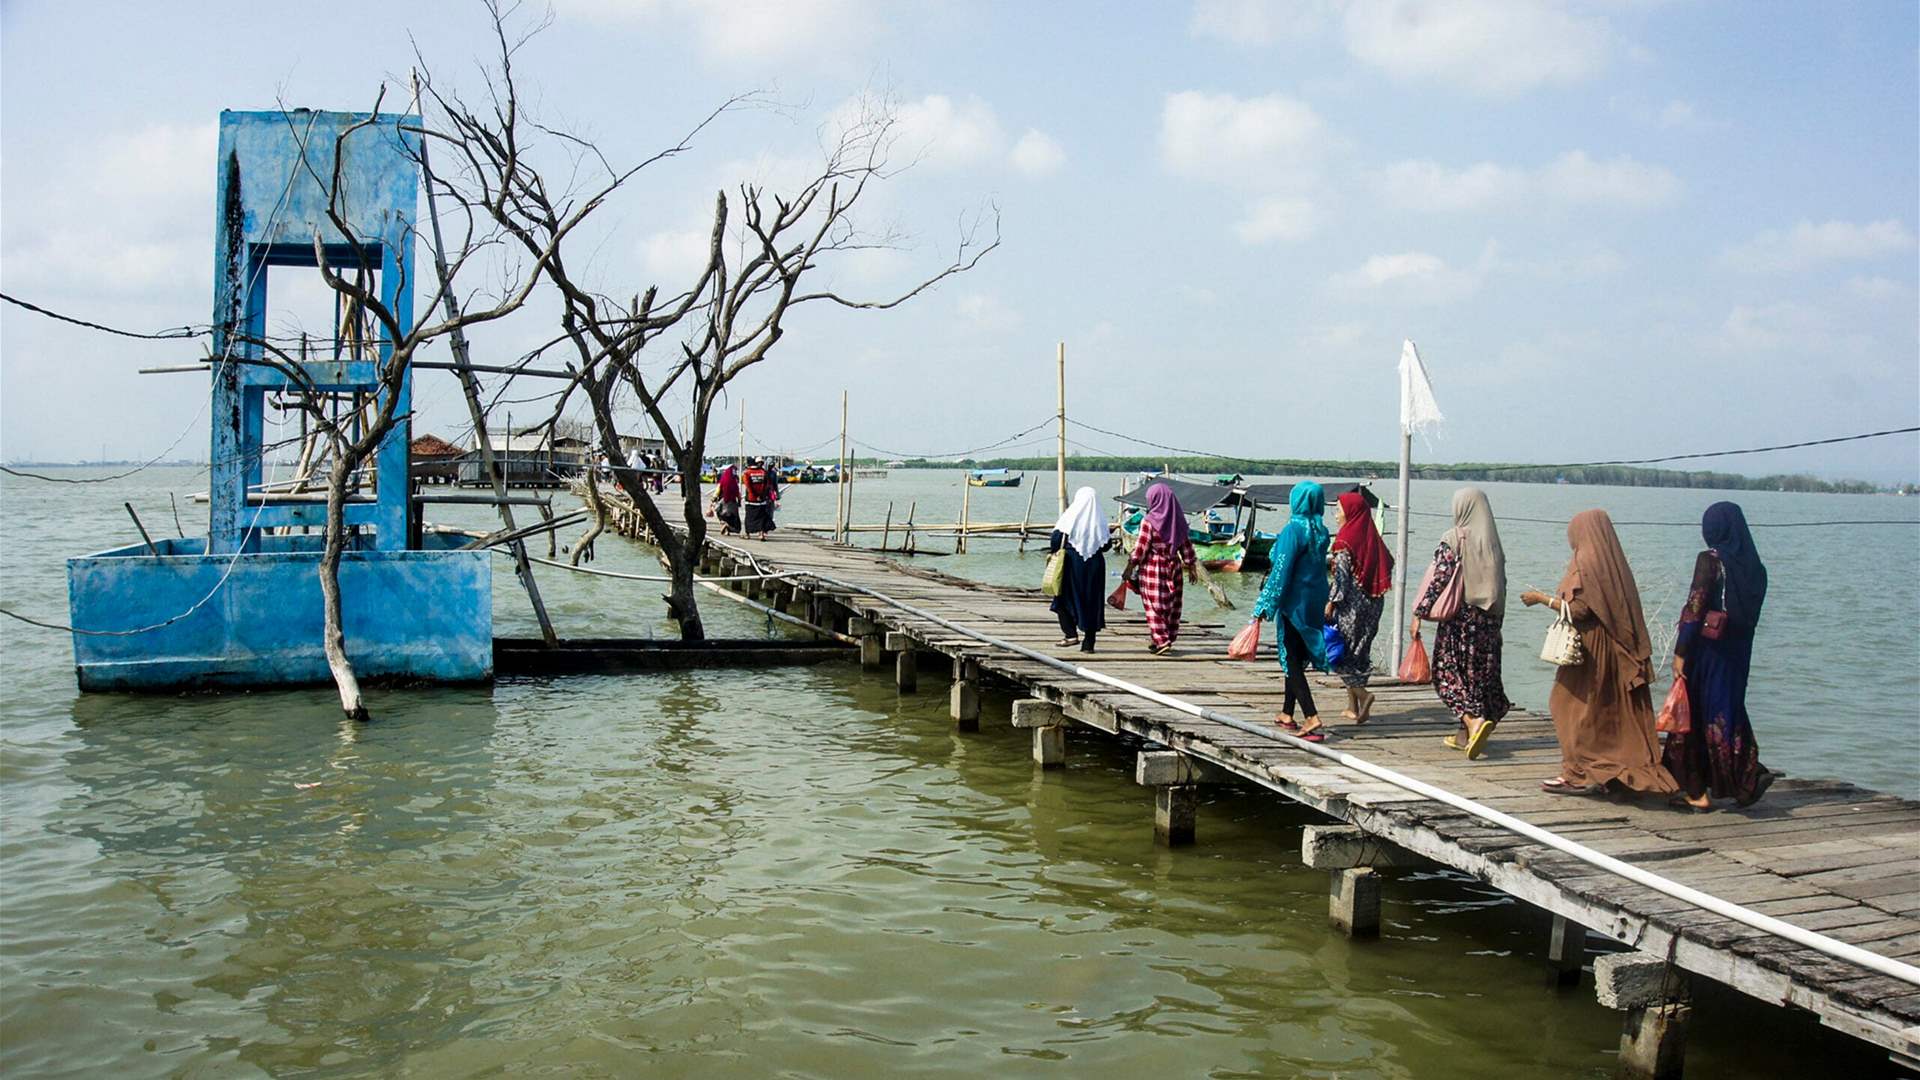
[2,0,1917,482]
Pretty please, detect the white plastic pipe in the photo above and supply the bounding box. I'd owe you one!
[797,567,1920,988]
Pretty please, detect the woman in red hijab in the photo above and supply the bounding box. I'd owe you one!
[1122,482,1198,654]
[1327,490,1392,722]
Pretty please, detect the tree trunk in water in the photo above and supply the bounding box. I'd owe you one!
[570,469,607,567]
[320,454,369,721]
[665,538,705,641]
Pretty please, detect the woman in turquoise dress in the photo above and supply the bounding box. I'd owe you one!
[1252,483,1331,741]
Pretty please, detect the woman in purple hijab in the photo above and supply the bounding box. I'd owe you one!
[1122,482,1198,654]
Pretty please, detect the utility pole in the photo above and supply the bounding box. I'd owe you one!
[837,390,849,543]
[1056,341,1067,514]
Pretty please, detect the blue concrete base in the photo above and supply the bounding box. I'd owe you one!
[67,535,492,691]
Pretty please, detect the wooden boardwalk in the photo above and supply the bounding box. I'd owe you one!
[690,527,1920,1068]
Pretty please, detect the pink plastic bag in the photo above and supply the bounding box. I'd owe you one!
[1227,618,1262,660]
[1657,676,1691,735]
[1397,632,1432,683]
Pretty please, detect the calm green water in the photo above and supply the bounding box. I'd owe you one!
[1,466,1911,1077]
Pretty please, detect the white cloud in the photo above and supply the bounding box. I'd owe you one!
[556,0,877,63]
[1378,152,1676,212]
[889,94,1004,171]
[1305,322,1369,349]
[1341,0,1612,97]
[1189,0,1335,46]
[1714,301,1876,357]
[1376,159,1528,211]
[1233,195,1316,244]
[1008,129,1066,177]
[639,225,713,282]
[1847,276,1909,302]
[1159,90,1326,185]
[956,291,1023,332]
[1657,99,1700,128]
[1539,150,1679,206]
[1330,249,1483,302]
[1722,219,1918,273]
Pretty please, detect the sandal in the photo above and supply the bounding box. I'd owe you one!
[1443,735,1464,751]
[1541,778,1602,796]
[1056,636,1081,647]
[1276,717,1301,732]
[1296,729,1326,743]
[1464,720,1494,761]
[1150,643,1174,656]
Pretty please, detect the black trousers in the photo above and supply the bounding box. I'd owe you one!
[1282,619,1317,718]
[1057,609,1096,652]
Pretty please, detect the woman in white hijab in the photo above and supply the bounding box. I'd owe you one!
[1048,486,1113,653]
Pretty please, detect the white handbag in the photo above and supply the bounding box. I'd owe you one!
[1540,598,1585,666]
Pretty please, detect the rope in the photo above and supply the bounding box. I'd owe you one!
[781,562,1920,988]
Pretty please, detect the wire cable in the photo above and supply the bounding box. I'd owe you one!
[0,291,208,340]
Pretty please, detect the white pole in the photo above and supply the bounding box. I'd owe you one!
[837,390,849,544]
[1056,342,1067,514]
[1391,429,1413,673]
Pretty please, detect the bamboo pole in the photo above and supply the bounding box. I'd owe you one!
[836,390,849,543]
[957,480,971,554]
[881,502,893,552]
[1018,481,1038,552]
[905,500,917,553]
[1056,341,1067,514]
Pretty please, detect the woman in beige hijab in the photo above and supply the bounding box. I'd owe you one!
[1520,510,1679,796]
[1410,488,1510,759]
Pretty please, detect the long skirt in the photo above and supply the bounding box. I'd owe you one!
[1661,633,1768,803]
[744,501,776,534]
[1134,547,1186,647]
[715,499,741,534]
[1050,549,1107,637]
[1331,591,1383,688]
[1431,605,1510,724]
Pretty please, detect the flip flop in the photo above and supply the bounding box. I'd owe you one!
[1464,721,1494,761]
[1542,778,1602,796]
[1276,717,1301,732]
[1297,730,1326,743]
[1443,735,1464,751]
[1056,637,1080,647]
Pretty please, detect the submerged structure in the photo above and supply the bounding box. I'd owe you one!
[67,109,491,690]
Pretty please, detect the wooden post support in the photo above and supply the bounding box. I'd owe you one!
[1549,914,1587,988]
[1136,751,1223,846]
[1596,952,1691,1080]
[1330,868,1382,938]
[885,631,918,692]
[1012,698,1065,768]
[957,481,971,555]
[850,616,883,670]
[1300,825,1423,870]
[950,657,980,731]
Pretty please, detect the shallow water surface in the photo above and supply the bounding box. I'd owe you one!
[0,467,1910,1077]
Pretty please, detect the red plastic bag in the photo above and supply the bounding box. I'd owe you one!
[1107,580,1130,610]
[1657,676,1691,735]
[1227,618,1262,660]
[1397,632,1432,683]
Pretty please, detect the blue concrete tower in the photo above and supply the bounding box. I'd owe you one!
[65,109,492,691]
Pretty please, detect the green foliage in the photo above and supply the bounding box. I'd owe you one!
[855,455,1885,494]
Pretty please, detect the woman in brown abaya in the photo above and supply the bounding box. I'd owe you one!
[1519,510,1679,797]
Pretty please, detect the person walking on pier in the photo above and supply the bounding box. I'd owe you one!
[1123,482,1198,655]
[1049,486,1112,652]
[1414,487,1511,759]
[709,463,742,536]
[1521,510,1678,798]
[1662,502,1776,809]
[741,457,779,540]
[1254,482,1331,741]
[1328,490,1393,723]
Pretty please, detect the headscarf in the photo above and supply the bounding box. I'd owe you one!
[1288,482,1330,551]
[1558,509,1651,684]
[1441,487,1507,621]
[1332,490,1393,596]
[1055,486,1110,559]
[717,464,740,501]
[1141,483,1194,558]
[1703,501,1767,630]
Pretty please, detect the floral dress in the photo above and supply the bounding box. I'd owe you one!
[1124,518,1196,648]
[1327,550,1383,688]
[1414,542,1510,724]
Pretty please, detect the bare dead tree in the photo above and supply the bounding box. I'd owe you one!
[469,95,998,639]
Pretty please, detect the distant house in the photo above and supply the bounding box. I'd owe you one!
[457,430,584,488]
[617,433,668,462]
[410,433,464,485]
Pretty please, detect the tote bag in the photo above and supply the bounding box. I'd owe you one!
[1041,550,1067,597]
[1540,600,1585,666]
[1416,555,1465,622]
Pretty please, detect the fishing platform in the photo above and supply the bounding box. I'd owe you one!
[689,527,1920,1077]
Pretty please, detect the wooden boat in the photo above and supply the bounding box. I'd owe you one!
[967,468,1023,488]
[1114,477,1367,573]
